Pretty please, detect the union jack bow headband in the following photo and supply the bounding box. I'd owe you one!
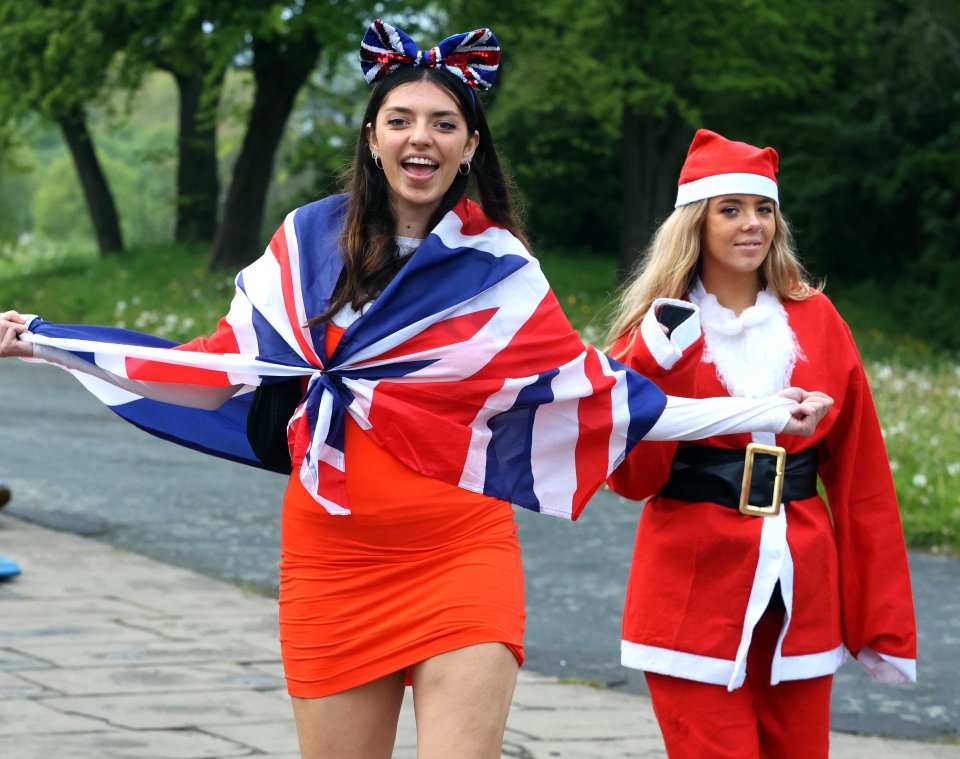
[359,19,500,90]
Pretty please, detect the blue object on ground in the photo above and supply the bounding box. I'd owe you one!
[0,555,21,579]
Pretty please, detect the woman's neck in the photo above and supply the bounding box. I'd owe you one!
[700,271,762,316]
[395,217,427,238]
[392,199,437,239]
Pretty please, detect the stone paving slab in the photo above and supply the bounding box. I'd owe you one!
[0,649,50,672]
[0,698,111,735]
[40,689,295,731]
[206,720,303,755]
[3,637,278,668]
[829,734,960,759]
[4,730,259,759]
[503,742,667,759]
[0,596,170,620]
[2,513,958,758]
[17,661,284,696]
[0,671,55,699]
[0,618,168,646]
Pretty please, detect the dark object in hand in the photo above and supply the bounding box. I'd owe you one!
[656,303,696,337]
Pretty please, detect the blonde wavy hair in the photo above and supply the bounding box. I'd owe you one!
[605,200,817,350]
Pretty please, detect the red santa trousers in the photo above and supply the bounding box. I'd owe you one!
[644,611,833,759]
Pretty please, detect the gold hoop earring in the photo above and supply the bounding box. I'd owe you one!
[458,161,471,176]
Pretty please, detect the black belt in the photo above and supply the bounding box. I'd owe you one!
[660,445,818,613]
[659,446,819,511]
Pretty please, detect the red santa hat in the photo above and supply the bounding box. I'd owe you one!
[675,129,779,207]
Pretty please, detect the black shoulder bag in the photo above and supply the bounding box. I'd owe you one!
[246,379,303,474]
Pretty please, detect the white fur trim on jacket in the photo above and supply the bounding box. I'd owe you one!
[689,282,802,399]
[620,639,845,688]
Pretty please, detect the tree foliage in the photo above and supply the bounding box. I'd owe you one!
[737,0,960,348]
[1,0,957,347]
[0,0,126,255]
[32,114,175,247]
[0,0,439,268]
[196,0,433,269]
[448,0,866,273]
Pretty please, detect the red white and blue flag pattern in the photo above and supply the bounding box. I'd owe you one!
[359,19,500,90]
[22,195,666,519]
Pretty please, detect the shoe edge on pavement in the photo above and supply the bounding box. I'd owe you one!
[0,555,21,579]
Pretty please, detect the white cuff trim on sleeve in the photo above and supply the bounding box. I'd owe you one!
[641,298,701,370]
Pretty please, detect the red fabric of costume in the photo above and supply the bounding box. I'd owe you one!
[645,610,832,759]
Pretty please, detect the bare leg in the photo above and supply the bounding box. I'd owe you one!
[290,670,406,759]
[410,643,519,759]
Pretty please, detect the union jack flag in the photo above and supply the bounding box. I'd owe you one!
[22,195,666,519]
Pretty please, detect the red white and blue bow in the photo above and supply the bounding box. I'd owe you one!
[359,18,500,90]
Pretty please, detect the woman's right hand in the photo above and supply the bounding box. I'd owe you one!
[777,387,834,436]
[0,311,34,358]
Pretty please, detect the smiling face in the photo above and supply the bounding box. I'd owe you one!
[700,194,776,291]
[366,80,479,236]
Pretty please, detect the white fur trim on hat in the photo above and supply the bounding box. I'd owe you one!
[675,173,779,208]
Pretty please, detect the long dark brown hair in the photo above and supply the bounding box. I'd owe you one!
[310,65,527,325]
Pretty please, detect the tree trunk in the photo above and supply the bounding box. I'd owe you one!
[173,69,223,244]
[208,33,321,271]
[58,107,124,256]
[616,105,692,281]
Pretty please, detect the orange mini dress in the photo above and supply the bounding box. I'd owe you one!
[278,322,525,698]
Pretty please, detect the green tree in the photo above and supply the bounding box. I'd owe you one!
[0,0,235,250]
[0,162,34,242]
[101,0,236,246]
[264,54,367,225]
[33,146,174,247]
[765,0,960,349]
[450,0,869,276]
[0,1,124,255]
[206,6,325,270]
[1,1,432,267]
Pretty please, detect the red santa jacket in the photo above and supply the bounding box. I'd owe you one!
[608,288,917,690]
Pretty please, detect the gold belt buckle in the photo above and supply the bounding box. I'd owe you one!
[739,443,786,517]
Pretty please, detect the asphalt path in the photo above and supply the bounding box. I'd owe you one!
[2,358,957,742]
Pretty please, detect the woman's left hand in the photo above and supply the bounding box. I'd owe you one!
[0,310,33,359]
[776,387,834,436]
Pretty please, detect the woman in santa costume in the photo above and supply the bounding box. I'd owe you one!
[606,129,917,758]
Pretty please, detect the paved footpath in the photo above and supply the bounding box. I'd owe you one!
[4,358,959,742]
[1,515,957,758]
